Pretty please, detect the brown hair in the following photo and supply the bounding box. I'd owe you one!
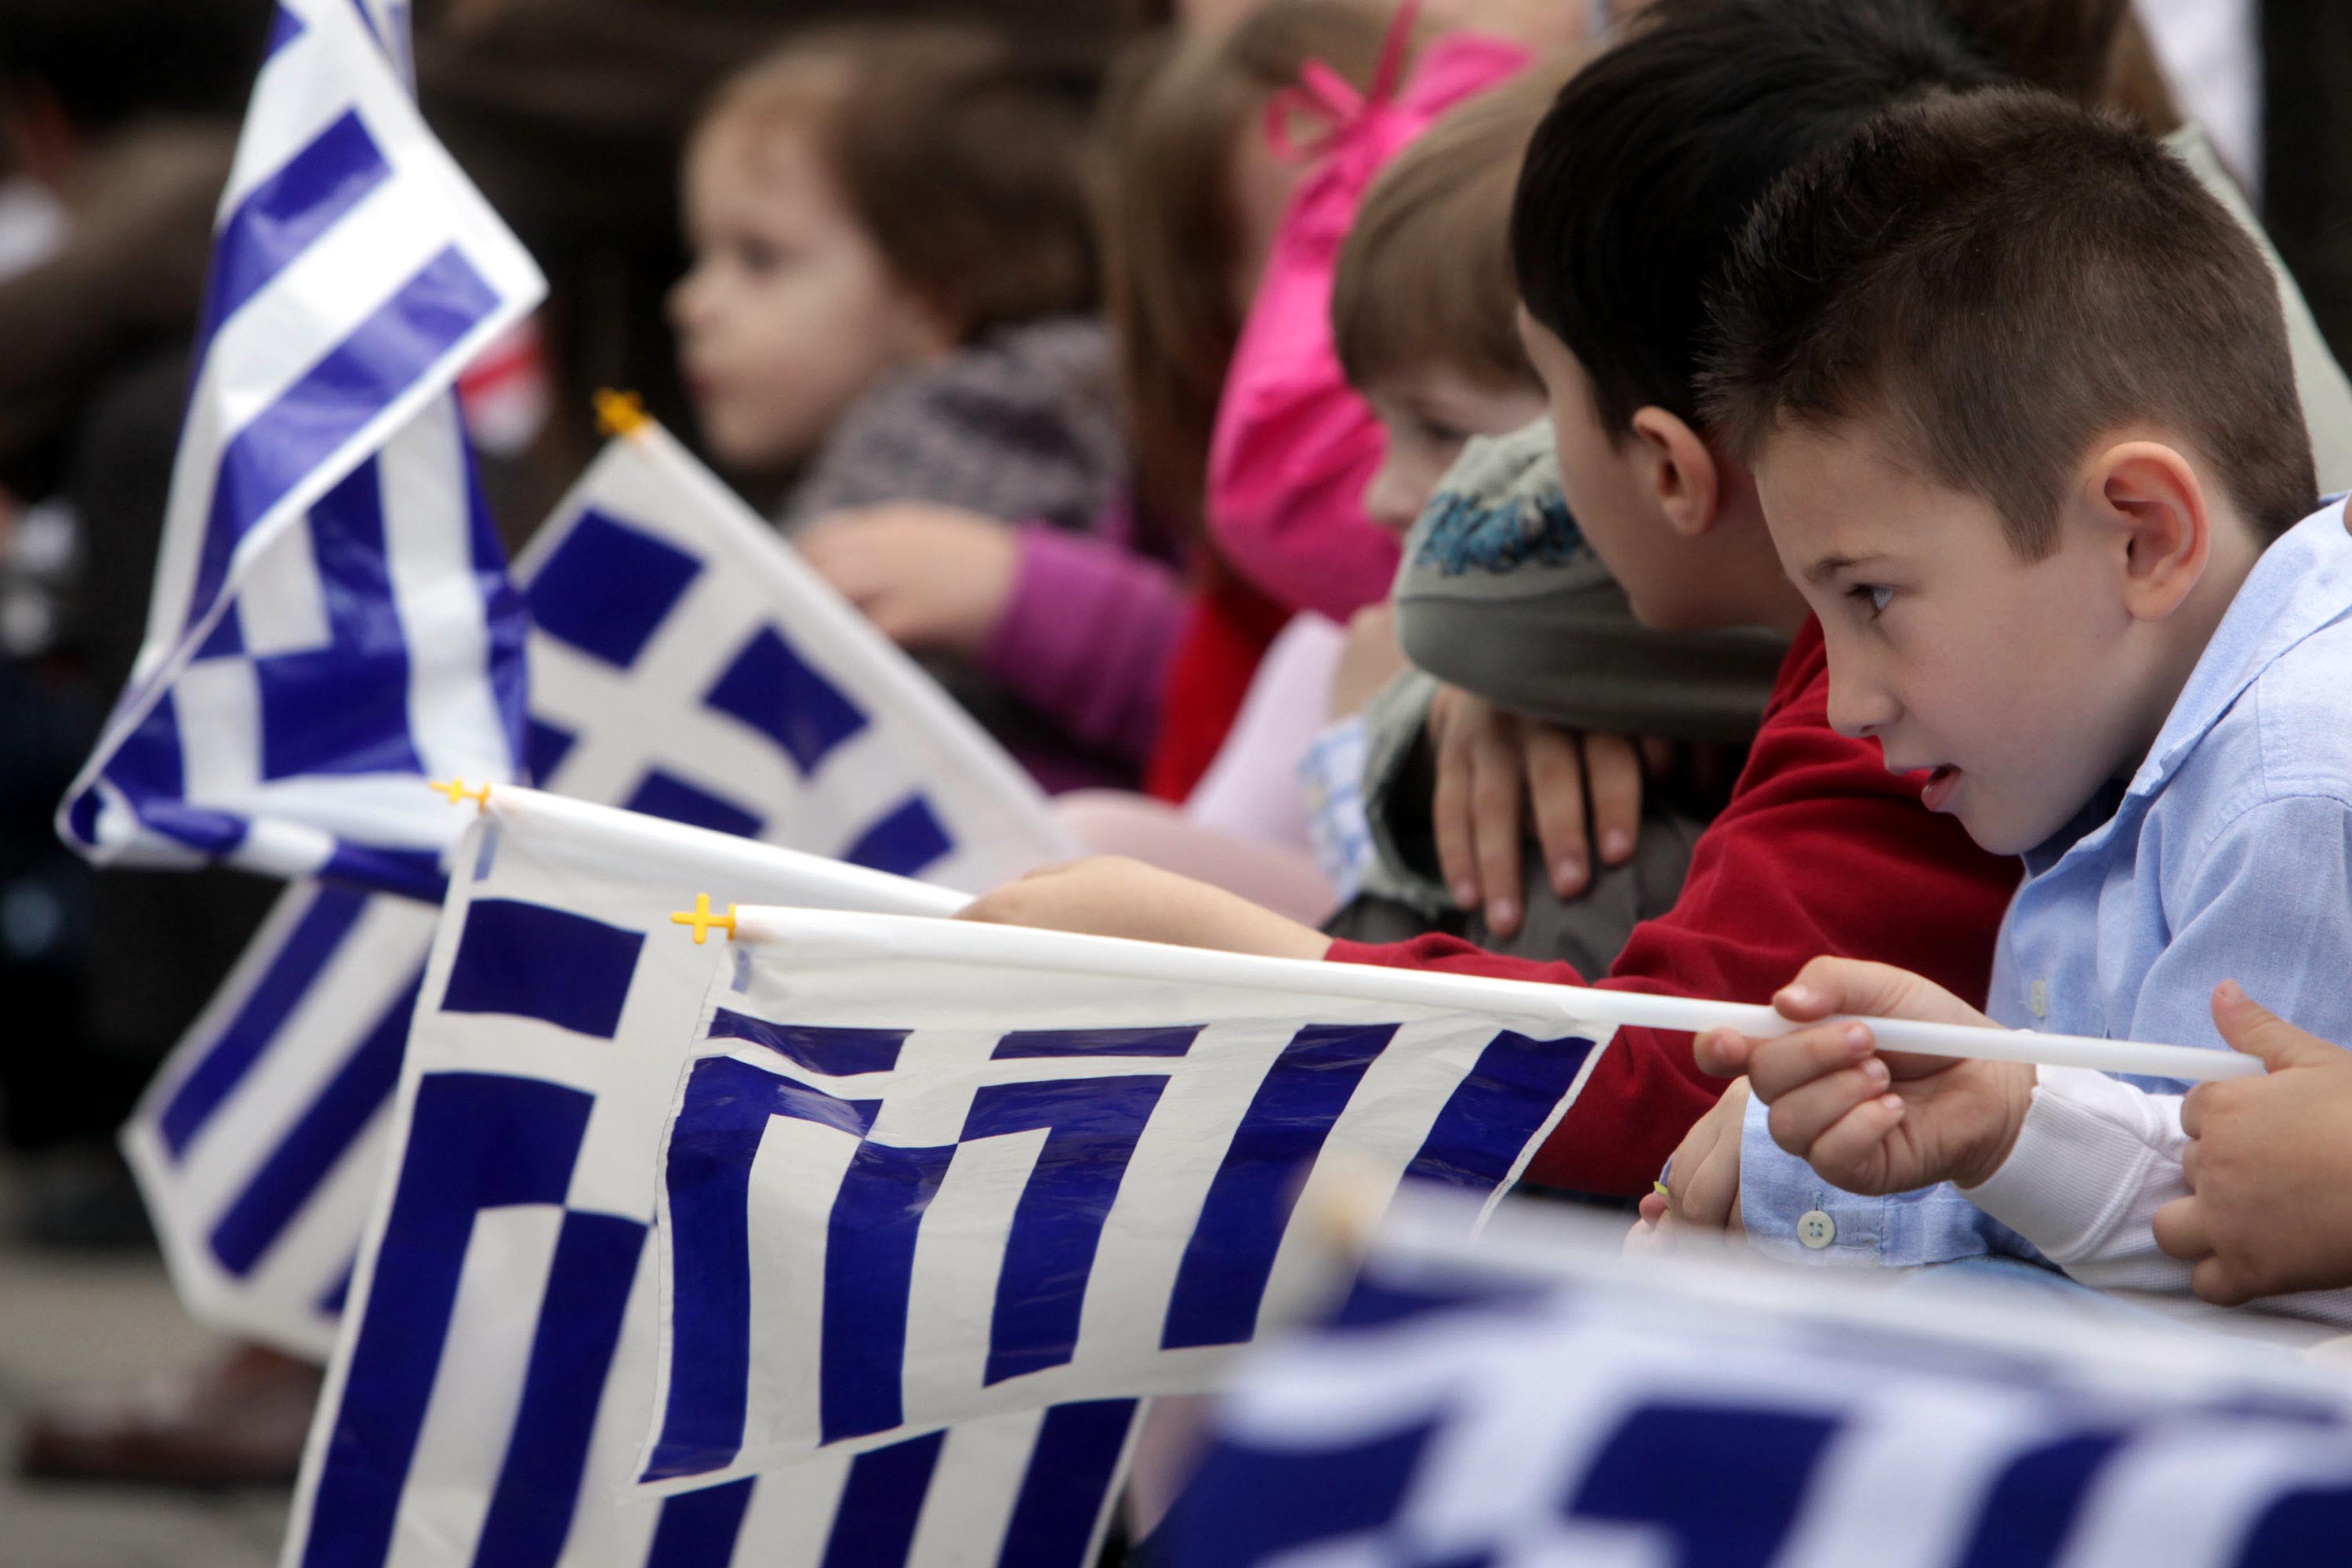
[700,22,1100,344]
[1933,0,2179,129]
[1332,55,1582,395]
[1099,2,1389,532]
[1700,89,2318,555]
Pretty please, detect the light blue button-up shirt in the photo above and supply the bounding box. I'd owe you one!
[1741,500,2352,1266]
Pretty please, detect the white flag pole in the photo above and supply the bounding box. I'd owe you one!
[723,906,2265,1083]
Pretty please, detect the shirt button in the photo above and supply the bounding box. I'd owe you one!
[1797,1210,1836,1250]
[2027,979,2049,1019]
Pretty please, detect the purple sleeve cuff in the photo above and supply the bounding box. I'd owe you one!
[976,521,1186,766]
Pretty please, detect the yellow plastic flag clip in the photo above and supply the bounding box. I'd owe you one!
[430,779,491,811]
[594,387,651,439]
[671,894,738,946]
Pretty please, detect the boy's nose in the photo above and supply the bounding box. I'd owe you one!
[1360,455,1421,536]
[1825,672,1900,739]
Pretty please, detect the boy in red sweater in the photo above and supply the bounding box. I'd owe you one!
[962,0,2020,1196]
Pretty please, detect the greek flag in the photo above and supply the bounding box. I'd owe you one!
[641,910,1613,1490]
[517,412,1075,894]
[287,787,1138,1567]
[1167,1195,2352,1566]
[58,0,543,896]
[123,419,1076,1354]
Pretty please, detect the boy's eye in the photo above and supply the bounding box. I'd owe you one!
[1849,583,1895,619]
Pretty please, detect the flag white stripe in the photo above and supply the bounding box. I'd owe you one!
[381,401,514,781]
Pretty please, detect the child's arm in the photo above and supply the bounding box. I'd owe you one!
[1331,645,2019,1196]
[1708,962,2352,1316]
[958,856,1333,963]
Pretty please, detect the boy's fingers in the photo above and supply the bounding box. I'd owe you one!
[1521,724,1591,896]
[1744,1022,1876,1101]
[1431,719,1482,909]
[1778,955,1983,1029]
[1581,731,1644,866]
[2151,1194,2212,1262]
[2210,980,2338,1072]
[1799,1094,1906,1190]
[2190,1254,2256,1309]
[1469,727,1527,931]
[1764,1062,1894,1156]
[1693,1027,1755,1078]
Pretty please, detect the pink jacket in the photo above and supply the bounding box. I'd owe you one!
[1205,24,1531,623]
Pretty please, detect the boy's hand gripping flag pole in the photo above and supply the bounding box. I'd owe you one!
[56,0,545,898]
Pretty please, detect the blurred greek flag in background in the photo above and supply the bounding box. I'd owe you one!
[122,418,1078,1356]
[1168,1194,2352,1566]
[58,0,543,896]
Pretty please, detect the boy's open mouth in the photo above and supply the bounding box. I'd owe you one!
[1922,764,1962,811]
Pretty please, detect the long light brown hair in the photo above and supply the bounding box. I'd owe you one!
[1098,2,1389,537]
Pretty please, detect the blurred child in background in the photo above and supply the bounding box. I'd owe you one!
[670,21,1171,789]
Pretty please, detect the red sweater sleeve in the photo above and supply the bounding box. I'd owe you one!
[1328,620,2018,1195]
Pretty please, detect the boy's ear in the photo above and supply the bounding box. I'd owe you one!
[2089,441,2210,622]
[1628,406,1721,539]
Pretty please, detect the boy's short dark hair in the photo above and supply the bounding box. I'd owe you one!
[1509,0,2004,442]
[1700,89,2318,555]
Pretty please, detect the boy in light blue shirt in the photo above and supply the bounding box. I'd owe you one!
[1645,85,2352,1314]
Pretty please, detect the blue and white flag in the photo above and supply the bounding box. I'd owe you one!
[286,786,1138,1567]
[1167,1194,2352,1566]
[515,414,1076,894]
[641,910,1613,1490]
[125,416,1075,1354]
[125,878,439,1356]
[59,0,543,895]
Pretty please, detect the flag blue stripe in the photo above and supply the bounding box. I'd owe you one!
[301,1073,592,1568]
[265,5,306,58]
[990,1027,1201,1060]
[645,1479,757,1568]
[208,974,420,1277]
[650,1058,879,1481]
[2238,1482,2352,1564]
[317,840,447,899]
[1952,1430,2129,1568]
[996,1400,1141,1568]
[470,1211,646,1568]
[441,898,644,1039]
[191,243,500,626]
[195,109,392,369]
[706,1012,909,1078]
[1166,1419,1436,1563]
[254,458,427,781]
[626,769,765,839]
[466,452,530,779]
[1160,1024,1394,1351]
[818,1430,946,1568]
[1402,1030,1599,1195]
[1565,1403,1838,1566]
[156,884,372,1158]
[840,796,952,880]
[820,1142,956,1445]
[524,508,702,670]
[318,1255,355,1315]
[966,1076,1169,1388]
[702,627,867,776]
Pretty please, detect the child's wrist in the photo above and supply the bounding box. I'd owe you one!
[1953,1063,2038,1190]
